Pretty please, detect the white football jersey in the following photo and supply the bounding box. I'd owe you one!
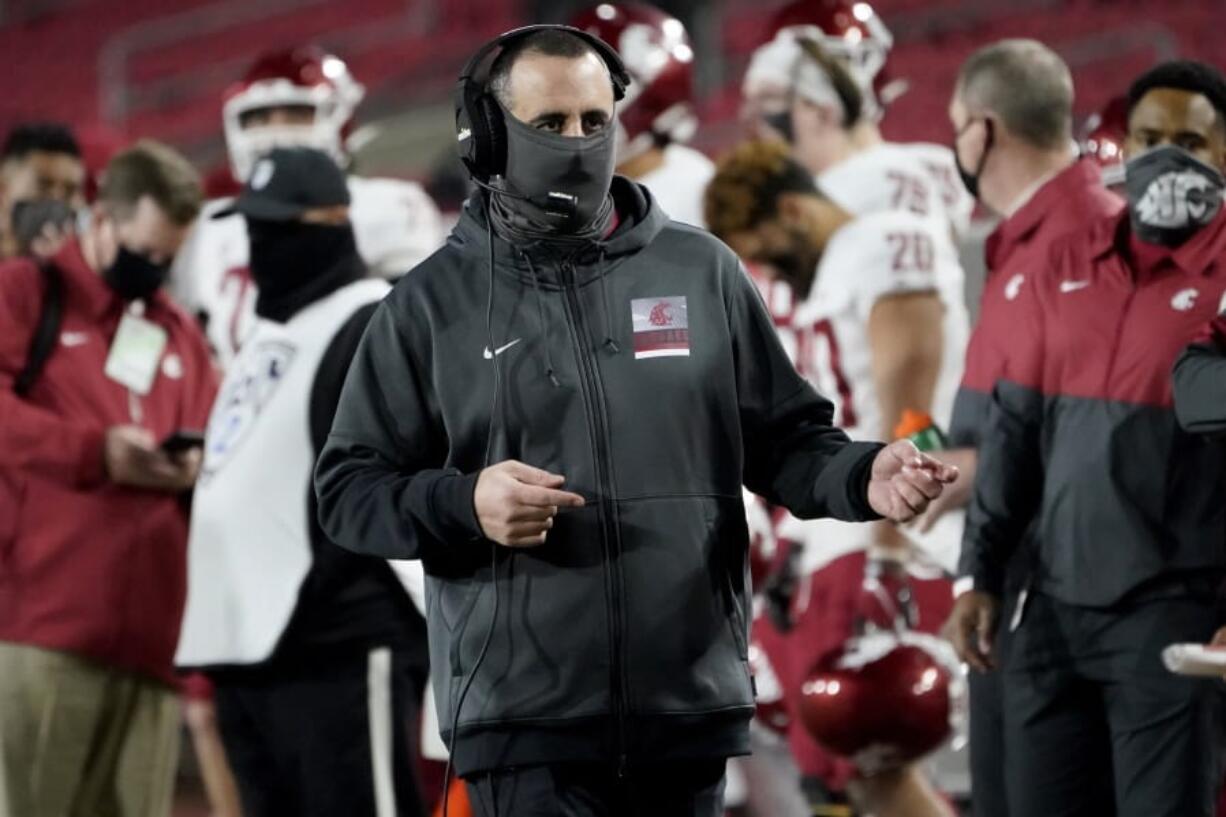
[817,142,975,241]
[170,175,442,366]
[635,143,714,228]
[778,209,970,573]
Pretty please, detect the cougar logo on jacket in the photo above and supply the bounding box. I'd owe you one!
[632,295,689,359]
[1171,287,1199,312]
[202,340,296,479]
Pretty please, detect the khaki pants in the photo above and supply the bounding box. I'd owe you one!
[0,641,179,817]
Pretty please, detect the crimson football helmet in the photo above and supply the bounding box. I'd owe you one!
[570,2,698,162]
[1081,95,1128,189]
[796,560,965,774]
[798,630,965,774]
[766,0,904,119]
[222,46,365,184]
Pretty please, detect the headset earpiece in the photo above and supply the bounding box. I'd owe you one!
[455,74,507,182]
[477,94,506,179]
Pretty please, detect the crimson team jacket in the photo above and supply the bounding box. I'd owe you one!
[0,239,217,684]
[960,207,1226,607]
[949,159,1123,448]
[1172,309,1226,434]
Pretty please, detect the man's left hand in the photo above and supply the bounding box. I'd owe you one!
[867,439,959,523]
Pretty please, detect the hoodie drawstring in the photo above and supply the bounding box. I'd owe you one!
[522,252,562,388]
[596,249,621,354]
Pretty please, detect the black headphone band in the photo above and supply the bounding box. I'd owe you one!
[458,23,630,101]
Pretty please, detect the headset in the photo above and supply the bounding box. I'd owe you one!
[453,23,631,186]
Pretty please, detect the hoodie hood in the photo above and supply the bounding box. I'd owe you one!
[450,176,670,288]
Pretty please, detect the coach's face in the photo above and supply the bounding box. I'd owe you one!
[504,51,615,138]
[1126,87,1226,172]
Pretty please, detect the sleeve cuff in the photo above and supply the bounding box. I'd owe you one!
[427,469,484,543]
[812,440,885,522]
[952,576,975,599]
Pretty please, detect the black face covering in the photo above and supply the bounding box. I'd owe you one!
[955,118,994,200]
[247,219,362,321]
[488,102,616,242]
[1125,144,1226,247]
[103,246,171,301]
[763,109,795,144]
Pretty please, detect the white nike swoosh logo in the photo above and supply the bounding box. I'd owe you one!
[60,331,89,347]
[1060,280,1091,293]
[483,338,522,359]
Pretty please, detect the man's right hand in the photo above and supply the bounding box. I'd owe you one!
[104,425,200,492]
[911,447,978,533]
[474,460,586,547]
[945,589,999,672]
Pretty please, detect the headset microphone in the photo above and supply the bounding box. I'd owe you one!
[469,175,581,221]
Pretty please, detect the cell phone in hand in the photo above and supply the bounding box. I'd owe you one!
[161,429,206,454]
[11,198,76,251]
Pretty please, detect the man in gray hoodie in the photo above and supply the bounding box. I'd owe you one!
[314,24,956,817]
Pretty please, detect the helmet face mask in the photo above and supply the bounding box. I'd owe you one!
[222,48,365,184]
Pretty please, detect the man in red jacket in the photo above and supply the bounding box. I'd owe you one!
[0,140,217,817]
[913,39,1123,817]
[949,60,1226,817]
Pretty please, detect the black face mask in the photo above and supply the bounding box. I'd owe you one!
[954,118,994,200]
[763,109,795,144]
[247,219,362,321]
[103,246,171,301]
[1125,144,1226,247]
[489,103,616,241]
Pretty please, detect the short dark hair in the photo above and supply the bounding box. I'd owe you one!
[705,139,820,239]
[100,140,202,226]
[1,122,81,162]
[956,39,1073,150]
[487,29,607,109]
[1127,60,1226,130]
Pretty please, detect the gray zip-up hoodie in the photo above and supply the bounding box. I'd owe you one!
[314,178,883,775]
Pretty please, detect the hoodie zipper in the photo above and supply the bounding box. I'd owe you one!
[558,257,629,774]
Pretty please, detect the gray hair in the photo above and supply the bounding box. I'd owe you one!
[956,39,1073,151]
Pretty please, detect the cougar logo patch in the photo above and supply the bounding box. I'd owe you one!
[631,296,689,359]
[1135,170,1222,229]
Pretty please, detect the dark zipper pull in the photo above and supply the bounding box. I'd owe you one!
[617,753,627,779]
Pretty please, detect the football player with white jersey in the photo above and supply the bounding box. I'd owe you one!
[707,140,968,817]
[168,46,441,816]
[170,46,443,365]
[742,0,974,241]
[570,2,713,227]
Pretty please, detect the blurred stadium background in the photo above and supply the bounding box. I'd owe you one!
[1,0,1220,196]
